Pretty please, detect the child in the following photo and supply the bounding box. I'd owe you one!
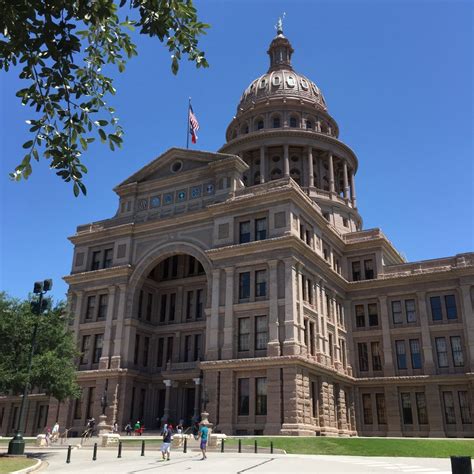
[198,423,209,460]
[161,424,172,461]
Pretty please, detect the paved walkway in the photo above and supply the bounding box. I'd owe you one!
[14,447,453,473]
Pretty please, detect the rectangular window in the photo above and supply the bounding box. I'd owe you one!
[74,393,82,419]
[376,393,387,424]
[430,296,442,321]
[98,294,108,319]
[143,337,149,367]
[103,248,113,268]
[138,290,144,319]
[93,334,103,363]
[184,335,191,362]
[450,336,464,367]
[396,340,407,370]
[186,291,193,320]
[85,295,96,320]
[458,391,472,424]
[238,378,249,416]
[196,289,203,319]
[371,341,382,371]
[358,343,369,372]
[194,334,202,361]
[86,387,95,420]
[392,300,403,324]
[352,261,361,281]
[405,299,416,323]
[255,218,267,241]
[91,251,101,270]
[362,394,373,424]
[134,334,140,364]
[416,392,428,424]
[328,333,334,361]
[443,391,456,424]
[146,293,153,321]
[166,336,173,363]
[355,305,365,328]
[80,335,90,365]
[255,270,267,297]
[368,303,378,326]
[239,272,250,300]
[401,393,413,424]
[410,339,422,369]
[445,295,457,320]
[239,221,251,243]
[255,378,267,415]
[364,259,374,279]
[169,293,176,321]
[160,294,167,322]
[238,318,250,351]
[157,337,164,367]
[171,255,179,278]
[435,337,449,368]
[255,316,268,350]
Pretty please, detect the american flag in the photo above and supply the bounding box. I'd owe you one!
[189,104,200,144]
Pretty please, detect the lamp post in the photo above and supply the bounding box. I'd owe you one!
[8,279,53,455]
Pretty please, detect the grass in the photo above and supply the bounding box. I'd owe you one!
[0,457,36,474]
[226,437,474,458]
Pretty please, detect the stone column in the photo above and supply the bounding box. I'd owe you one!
[328,152,335,194]
[111,284,127,369]
[460,285,474,369]
[416,291,435,374]
[350,170,357,208]
[161,380,172,423]
[343,161,349,202]
[260,146,266,184]
[72,290,84,343]
[321,283,329,362]
[378,296,394,376]
[193,378,201,421]
[307,147,314,187]
[207,269,220,360]
[268,260,280,356]
[265,368,282,434]
[282,258,299,355]
[284,144,290,177]
[221,267,234,359]
[296,266,305,354]
[100,285,117,369]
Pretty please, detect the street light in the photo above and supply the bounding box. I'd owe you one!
[8,279,53,455]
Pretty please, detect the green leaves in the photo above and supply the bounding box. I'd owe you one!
[1,0,209,196]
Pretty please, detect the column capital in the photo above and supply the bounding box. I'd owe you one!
[224,266,234,276]
[193,377,201,385]
[163,379,172,387]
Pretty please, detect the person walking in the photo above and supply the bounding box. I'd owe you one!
[125,421,132,436]
[51,421,60,443]
[113,421,119,434]
[160,423,172,461]
[198,423,209,460]
[134,420,141,436]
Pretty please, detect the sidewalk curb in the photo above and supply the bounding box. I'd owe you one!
[10,457,42,474]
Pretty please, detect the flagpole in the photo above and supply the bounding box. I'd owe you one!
[186,97,191,149]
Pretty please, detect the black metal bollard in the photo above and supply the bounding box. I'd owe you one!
[221,439,225,453]
[66,445,72,464]
[117,441,122,458]
[270,441,273,454]
[141,440,145,456]
[238,439,241,453]
[92,442,97,461]
[183,437,187,453]
[254,439,257,454]
[450,456,472,474]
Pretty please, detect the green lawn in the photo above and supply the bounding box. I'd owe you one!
[226,437,474,458]
[0,457,37,474]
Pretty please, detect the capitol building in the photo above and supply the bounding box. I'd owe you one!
[1,26,473,438]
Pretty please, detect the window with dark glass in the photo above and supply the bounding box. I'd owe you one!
[134,334,140,364]
[146,293,153,321]
[93,334,103,364]
[401,393,413,424]
[143,337,149,367]
[409,339,422,369]
[86,387,95,420]
[238,318,250,351]
[273,117,281,128]
[392,300,403,324]
[362,394,372,424]
[430,296,442,321]
[171,255,179,278]
[184,335,192,362]
[443,391,456,424]
[162,258,170,279]
[364,259,374,279]
[306,120,313,129]
[98,294,108,319]
[352,261,361,281]
[197,260,204,275]
[257,120,264,130]
[80,335,90,364]
[376,393,387,424]
[169,293,176,321]
[103,248,113,268]
[328,333,334,361]
[355,305,365,328]
[255,316,268,350]
[368,303,378,326]
[166,336,173,363]
[194,334,202,361]
[358,343,368,372]
[138,290,144,319]
[371,341,382,371]
[73,394,82,419]
[416,392,428,424]
[445,295,457,320]
[186,291,193,320]
[91,251,101,270]
[255,378,267,415]
[396,340,407,369]
[405,299,416,323]
[85,295,96,320]
[157,337,164,367]
[160,294,167,322]
[255,218,267,240]
[255,270,267,298]
[238,378,249,415]
[458,391,472,424]
[239,272,250,300]
[289,116,297,127]
[435,337,449,368]
[450,336,464,367]
[196,289,203,319]
[239,221,251,244]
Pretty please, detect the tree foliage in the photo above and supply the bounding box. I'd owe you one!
[0,0,209,196]
[0,292,80,402]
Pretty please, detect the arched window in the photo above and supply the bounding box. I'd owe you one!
[241,124,249,134]
[273,116,281,128]
[257,120,264,130]
[290,116,298,128]
[306,120,313,130]
[270,168,282,180]
[272,155,280,163]
[290,168,301,184]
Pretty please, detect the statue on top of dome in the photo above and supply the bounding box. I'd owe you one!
[275,12,286,35]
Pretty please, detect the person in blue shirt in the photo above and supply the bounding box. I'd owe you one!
[198,423,209,460]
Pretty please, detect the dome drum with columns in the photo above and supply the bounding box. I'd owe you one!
[219,27,361,233]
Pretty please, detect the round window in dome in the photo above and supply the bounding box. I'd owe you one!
[171,161,183,173]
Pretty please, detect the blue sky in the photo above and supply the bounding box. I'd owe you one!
[1,0,473,301]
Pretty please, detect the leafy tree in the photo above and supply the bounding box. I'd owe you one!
[0,0,209,196]
[0,292,80,402]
